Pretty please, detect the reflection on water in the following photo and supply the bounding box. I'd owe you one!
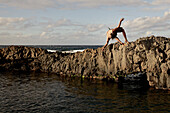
[0,71,169,113]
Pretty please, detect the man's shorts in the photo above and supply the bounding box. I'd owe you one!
[111,27,123,39]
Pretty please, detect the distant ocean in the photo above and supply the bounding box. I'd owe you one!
[0,45,103,53]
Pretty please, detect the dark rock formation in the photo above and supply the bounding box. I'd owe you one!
[0,36,169,90]
[118,72,149,90]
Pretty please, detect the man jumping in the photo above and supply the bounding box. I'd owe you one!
[102,18,129,50]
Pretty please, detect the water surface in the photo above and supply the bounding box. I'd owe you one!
[0,71,169,113]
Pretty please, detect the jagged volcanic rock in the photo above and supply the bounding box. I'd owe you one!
[0,36,169,90]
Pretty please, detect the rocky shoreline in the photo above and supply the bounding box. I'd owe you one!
[0,36,169,90]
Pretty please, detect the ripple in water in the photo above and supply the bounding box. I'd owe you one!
[0,71,169,113]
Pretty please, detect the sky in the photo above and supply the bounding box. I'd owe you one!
[0,0,170,45]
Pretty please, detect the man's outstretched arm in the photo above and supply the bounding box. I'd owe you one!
[102,38,110,50]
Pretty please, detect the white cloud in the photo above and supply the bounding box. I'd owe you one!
[152,0,170,5]
[0,31,41,45]
[122,10,170,40]
[143,7,168,11]
[86,24,105,32]
[0,17,38,31]
[123,10,170,31]
[57,0,149,9]
[0,0,149,10]
[40,32,46,37]
[164,10,170,17]
[0,0,56,9]
[143,0,170,11]
[46,18,73,28]
[146,31,153,36]
[0,17,25,26]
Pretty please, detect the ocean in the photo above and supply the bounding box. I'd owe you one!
[0,45,103,53]
[0,45,169,113]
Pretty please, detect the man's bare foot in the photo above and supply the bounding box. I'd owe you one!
[123,41,130,46]
[126,41,130,44]
[120,18,124,22]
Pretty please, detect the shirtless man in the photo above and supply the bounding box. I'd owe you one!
[102,18,129,50]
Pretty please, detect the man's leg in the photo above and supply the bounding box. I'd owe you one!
[121,28,129,44]
[115,37,124,45]
[117,18,124,28]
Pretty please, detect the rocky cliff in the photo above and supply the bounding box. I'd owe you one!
[0,36,169,90]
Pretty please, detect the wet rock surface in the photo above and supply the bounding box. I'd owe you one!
[0,36,169,90]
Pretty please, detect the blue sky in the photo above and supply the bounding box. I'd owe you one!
[0,0,169,45]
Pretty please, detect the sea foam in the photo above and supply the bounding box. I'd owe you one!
[47,49,84,53]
